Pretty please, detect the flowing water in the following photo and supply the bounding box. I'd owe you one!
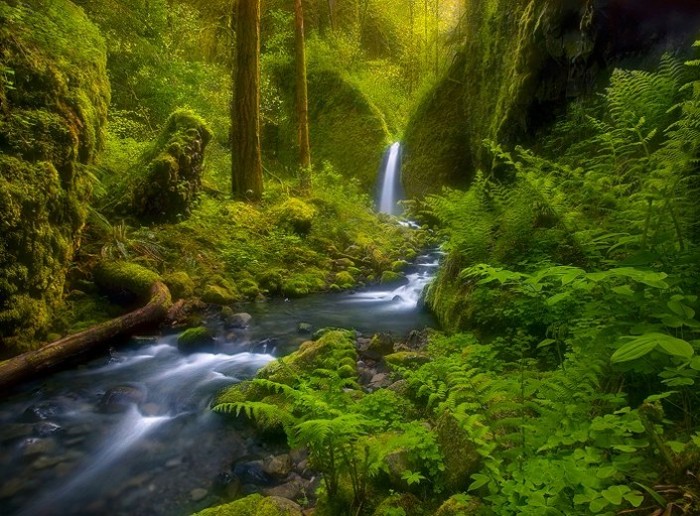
[0,250,441,516]
[377,142,402,215]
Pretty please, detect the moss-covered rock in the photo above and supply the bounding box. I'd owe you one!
[434,495,481,516]
[93,261,162,302]
[385,352,430,369]
[273,198,316,235]
[281,270,327,298]
[334,271,355,289]
[435,410,482,492]
[380,271,406,285]
[128,109,212,223]
[163,271,195,300]
[192,493,303,516]
[0,0,109,353]
[373,493,422,516]
[177,326,215,353]
[202,284,238,305]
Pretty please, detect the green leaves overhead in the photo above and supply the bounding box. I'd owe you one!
[611,333,694,363]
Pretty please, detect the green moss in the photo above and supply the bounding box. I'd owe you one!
[282,270,327,298]
[334,271,356,288]
[0,0,109,353]
[192,494,303,516]
[163,271,195,300]
[434,495,481,516]
[177,326,215,352]
[380,271,405,285]
[435,410,482,492]
[274,198,316,235]
[373,493,421,516]
[202,284,238,305]
[93,261,162,300]
[391,260,409,272]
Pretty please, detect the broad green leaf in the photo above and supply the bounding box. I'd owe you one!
[644,391,677,402]
[601,485,627,505]
[596,466,617,479]
[612,285,635,296]
[668,300,695,319]
[690,357,700,371]
[655,334,693,358]
[623,492,644,507]
[468,473,490,491]
[589,497,609,513]
[611,339,657,363]
[537,338,556,349]
[546,291,571,305]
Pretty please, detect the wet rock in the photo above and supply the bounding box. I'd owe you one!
[233,460,273,485]
[20,437,56,457]
[289,448,308,464]
[1,423,33,442]
[165,457,183,468]
[99,384,147,413]
[33,421,62,437]
[297,322,313,334]
[190,488,208,502]
[66,423,92,436]
[251,338,277,354]
[360,333,395,360]
[263,475,305,500]
[0,478,25,499]
[32,455,66,470]
[22,401,62,422]
[225,312,252,329]
[263,454,293,478]
[177,326,216,353]
[357,365,375,385]
[368,373,391,391]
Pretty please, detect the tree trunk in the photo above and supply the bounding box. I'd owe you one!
[232,0,263,201]
[0,282,171,393]
[295,0,312,191]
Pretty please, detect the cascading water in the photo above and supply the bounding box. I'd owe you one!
[377,142,402,215]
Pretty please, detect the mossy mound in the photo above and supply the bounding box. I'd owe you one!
[435,410,482,492]
[373,493,422,516]
[163,271,195,300]
[177,326,215,353]
[0,0,109,353]
[93,261,162,302]
[434,495,481,516]
[193,493,302,516]
[202,284,239,306]
[273,198,316,235]
[126,109,211,223]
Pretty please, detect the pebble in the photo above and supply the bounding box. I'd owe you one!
[190,488,208,502]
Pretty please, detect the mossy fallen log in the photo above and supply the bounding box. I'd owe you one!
[0,264,172,392]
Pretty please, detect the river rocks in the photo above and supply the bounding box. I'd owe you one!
[177,326,216,353]
[224,312,252,329]
[367,373,391,391]
[33,421,62,437]
[99,383,147,413]
[380,271,408,286]
[190,487,208,502]
[233,460,273,486]
[19,437,57,457]
[22,401,63,422]
[263,475,306,500]
[263,454,293,478]
[362,333,395,359]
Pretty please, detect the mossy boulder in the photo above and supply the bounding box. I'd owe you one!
[177,326,215,353]
[273,198,316,235]
[163,271,195,300]
[281,270,327,298]
[434,495,481,516]
[93,261,162,302]
[373,493,422,516]
[385,352,430,370]
[0,0,109,353]
[435,410,482,492]
[202,284,238,306]
[380,271,407,285]
[334,271,355,289]
[192,493,302,516]
[128,109,212,223]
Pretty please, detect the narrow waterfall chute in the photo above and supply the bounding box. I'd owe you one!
[377,142,403,215]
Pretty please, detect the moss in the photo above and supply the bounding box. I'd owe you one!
[273,198,316,235]
[373,493,422,516]
[93,261,162,301]
[115,109,212,223]
[163,271,195,300]
[380,271,405,285]
[434,495,482,516]
[391,260,409,272]
[269,66,390,189]
[281,270,327,298]
[0,0,109,353]
[435,410,482,492]
[202,284,238,305]
[334,271,356,288]
[192,493,302,516]
[177,326,215,353]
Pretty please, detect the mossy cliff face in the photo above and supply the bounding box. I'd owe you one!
[0,0,110,354]
[402,0,700,198]
[268,66,390,189]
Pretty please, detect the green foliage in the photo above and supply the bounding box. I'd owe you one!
[93,260,161,300]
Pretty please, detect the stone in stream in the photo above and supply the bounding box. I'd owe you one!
[190,488,208,502]
[99,383,147,413]
[22,401,63,422]
[224,312,252,329]
[233,460,273,485]
[19,437,57,457]
[262,454,293,478]
[33,421,62,437]
[297,322,313,334]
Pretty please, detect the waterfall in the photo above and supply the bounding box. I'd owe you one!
[378,142,402,215]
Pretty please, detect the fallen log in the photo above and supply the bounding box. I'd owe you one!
[0,263,172,392]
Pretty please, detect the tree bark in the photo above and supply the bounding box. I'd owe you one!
[232,0,263,201]
[0,282,171,393]
[295,0,312,191]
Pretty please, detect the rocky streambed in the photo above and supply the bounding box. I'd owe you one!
[0,250,441,516]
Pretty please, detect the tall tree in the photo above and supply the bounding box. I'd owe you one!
[295,0,312,190]
[231,0,263,201]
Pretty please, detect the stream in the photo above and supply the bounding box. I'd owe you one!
[0,250,440,516]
